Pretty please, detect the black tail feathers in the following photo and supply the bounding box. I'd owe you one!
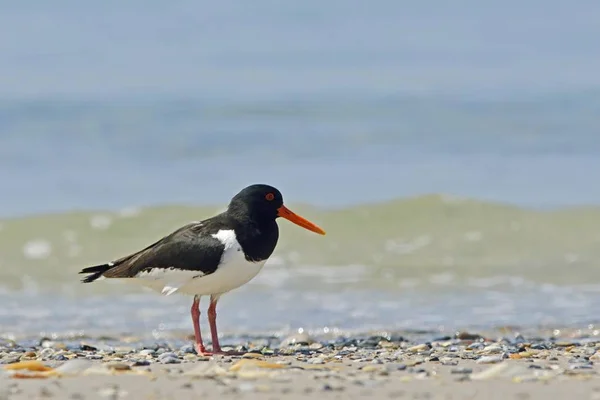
[79,263,113,283]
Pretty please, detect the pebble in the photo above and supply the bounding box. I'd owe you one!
[570,364,594,370]
[106,362,132,371]
[39,348,55,358]
[456,332,482,340]
[451,367,473,374]
[179,345,195,354]
[160,356,181,364]
[440,357,459,366]
[481,344,504,354]
[280,332,314,347]
[322,383,344,391]
[158,352,178,360]
[1,329,600,389]
[407,343,430,353]
[467,342,484,350]
[476,355,505,364]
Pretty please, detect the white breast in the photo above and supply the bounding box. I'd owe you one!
[126,229,267,297]
[179,229,266,295]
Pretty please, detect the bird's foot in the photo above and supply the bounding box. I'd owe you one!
[195,343,212,356]
[195,343,245,356]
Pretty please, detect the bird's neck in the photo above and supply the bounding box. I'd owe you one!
[227,212,279,262]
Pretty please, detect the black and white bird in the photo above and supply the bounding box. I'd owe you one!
[78,184,326,355]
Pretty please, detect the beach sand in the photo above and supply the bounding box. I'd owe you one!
[2,329,600,400]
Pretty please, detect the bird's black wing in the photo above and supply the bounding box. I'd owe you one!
[79,221,226,283]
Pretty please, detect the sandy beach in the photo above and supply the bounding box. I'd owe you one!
[2,328,600,400]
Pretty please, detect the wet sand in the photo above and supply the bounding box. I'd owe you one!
[2,329,600,400]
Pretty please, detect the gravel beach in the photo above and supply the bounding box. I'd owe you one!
[3,327,600,400]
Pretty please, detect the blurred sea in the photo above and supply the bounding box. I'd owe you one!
[1,0,600,339]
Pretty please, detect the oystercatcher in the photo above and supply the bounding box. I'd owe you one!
[78,184,325,355]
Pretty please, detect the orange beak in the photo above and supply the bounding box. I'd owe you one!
[277,205,326,235]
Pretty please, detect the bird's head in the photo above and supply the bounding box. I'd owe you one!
[228,184,326,235]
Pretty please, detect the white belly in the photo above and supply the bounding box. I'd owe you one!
[117,229,267,296]
[179,255,266,295]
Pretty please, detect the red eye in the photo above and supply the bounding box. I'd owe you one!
[265,193,275,201]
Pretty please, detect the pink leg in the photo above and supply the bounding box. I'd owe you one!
[191,295,211,355]
[207,295,222,353]
[207,295,244,355]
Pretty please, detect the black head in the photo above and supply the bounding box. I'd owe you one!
[228,184,325,235]
[229,184,284,220]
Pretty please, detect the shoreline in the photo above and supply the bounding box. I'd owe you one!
[2,328,600,399]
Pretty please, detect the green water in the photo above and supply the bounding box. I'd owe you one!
[2,195,599,294]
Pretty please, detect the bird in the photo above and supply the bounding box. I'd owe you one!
[78,184,326,355]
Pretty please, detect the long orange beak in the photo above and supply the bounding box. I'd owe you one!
[277,205,326,235]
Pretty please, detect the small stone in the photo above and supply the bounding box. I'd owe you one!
[138,349,156,357]
[280,332,314,347]
[470,363,512,380]
[509,352,535,359]
[309,343,324,350]
[476,355,505,364]
[179,345,195,354]
[242,353,263,359]
[451,367,472,374]
[308,358,325,364]
[378,340,396,349]
[555,342,578,347]
[569,364,593,370]
[467,343,484,350]
[481,344,504,354]
[322,383,343,391]
[440,358,459,366]
[160,356,180,364]
[1,356,20,364]
[158,352,178,360]
[456,332,482,340]
[40,348,55,358]
[407,343,430,353]
[530,344,550,350]
[40,339,56,349]
[106,362,132,371]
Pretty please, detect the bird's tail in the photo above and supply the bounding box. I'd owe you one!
[78,263,113,283]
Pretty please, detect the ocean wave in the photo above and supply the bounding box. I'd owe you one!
[1,194,599,293]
